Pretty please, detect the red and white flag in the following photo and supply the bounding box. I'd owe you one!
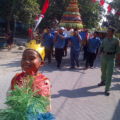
[111,9,116,15]
[92,0,120,18]
[34,0,49,31]
[100,0,105,7]
[107,5,112,13]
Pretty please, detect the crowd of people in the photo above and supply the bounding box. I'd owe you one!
[28,26,103,70]
[28,26,120,96]
[1,25,119,120]
[4,25,120,97]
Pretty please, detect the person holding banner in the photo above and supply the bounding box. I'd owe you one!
[85,31,101,69]
[54,27,66,68]
[68,29,82,69]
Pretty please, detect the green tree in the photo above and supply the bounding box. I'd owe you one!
[0,0,104,30]
[39,0,69,29]
[39,0,103,29]
[0,0,40,31]
[78,0,103,28]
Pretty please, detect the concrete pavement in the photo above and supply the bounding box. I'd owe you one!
[0,47,120,120]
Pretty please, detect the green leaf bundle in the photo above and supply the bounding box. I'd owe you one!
[0,76,49,120]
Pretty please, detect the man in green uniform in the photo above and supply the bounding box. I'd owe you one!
[98,27,120,96]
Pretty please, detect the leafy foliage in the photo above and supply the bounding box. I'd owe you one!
[78,0,103,28]
[0,77,50,120]
[40,0,103,29]
[0,0,40,28]
[0,0,104,30]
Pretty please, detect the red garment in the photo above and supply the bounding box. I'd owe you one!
[116,11,120,15]
[11,72,51,97]
[28,28,34,39]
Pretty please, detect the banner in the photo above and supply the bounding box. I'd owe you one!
[100,0,105,7]
[107,5,112,13]
[41,0,49,15]
[92,0,120,17]
[34,0,49,31]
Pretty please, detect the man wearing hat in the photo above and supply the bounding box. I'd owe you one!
[98,26,120,96]
[54,27,66,68]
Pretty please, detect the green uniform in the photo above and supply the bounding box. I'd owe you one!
[100,37,120,91]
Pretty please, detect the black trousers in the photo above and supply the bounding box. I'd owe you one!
[86,52,96,67]
[83,45,88,61]
[55,48,64,66]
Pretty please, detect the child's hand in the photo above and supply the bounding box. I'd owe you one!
[55,31,59,36]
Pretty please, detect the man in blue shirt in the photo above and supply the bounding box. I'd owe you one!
[69,29,82,68]
[54,27,66,68]
[85,31,101,68]
[42,27,54,63]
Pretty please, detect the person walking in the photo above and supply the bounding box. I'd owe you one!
[69,29,82,69]
[42,27,54,63]
[98,27,120,96]
[85,31,101,69]
[54,27,66,68]
[63,27,73,56]
[6,30,14,50]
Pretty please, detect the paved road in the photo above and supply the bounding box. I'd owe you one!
[0,47,120,120]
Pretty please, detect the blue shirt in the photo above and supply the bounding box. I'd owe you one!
[87,37,101,53]
[50,29,56,36]
[69,36,81,52]
[79,32,87,41]
[42,33,54,49]
[54,33,66,48]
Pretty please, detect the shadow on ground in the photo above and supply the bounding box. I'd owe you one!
[0,57,86,73]
[111,84,120,91]
[52,85,104,98]
[39,57,87,73]
[0,52,102,73]
[0,61,20,68]
[112,100,120,120]
[113,68,120,75]
[112,77,120,83]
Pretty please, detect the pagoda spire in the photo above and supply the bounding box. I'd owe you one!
[59,0,83,29]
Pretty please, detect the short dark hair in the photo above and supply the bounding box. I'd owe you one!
[94,31,99,35]
[47,26,51,29]
[74,28,78,31]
